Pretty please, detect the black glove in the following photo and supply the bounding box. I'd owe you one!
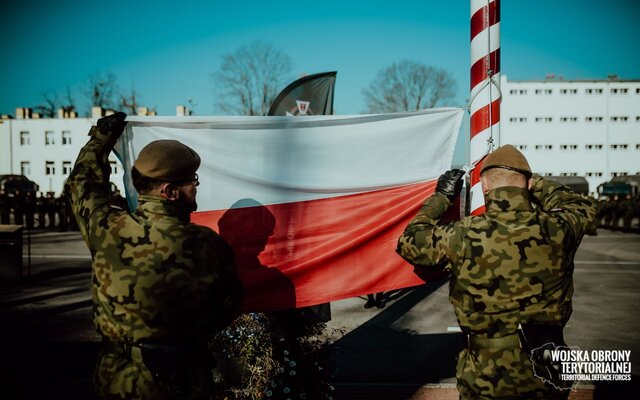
[436,169,465,200]
[96,112,127,139]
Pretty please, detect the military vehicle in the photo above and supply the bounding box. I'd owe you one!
[0,174,39,195]
[598,175,640,199]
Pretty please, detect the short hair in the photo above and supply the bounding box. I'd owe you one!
[481,167,528,188]
[131,167,164,194]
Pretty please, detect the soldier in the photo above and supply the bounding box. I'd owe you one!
[13,190,24,226]
[397,145,595,400]
[66,112,244,399]
[0,190,10,224]
[46,192,57,228]
[36,192,47,228]
[24,191,36,229]
[619,194,635,232]
[56,192,69,231]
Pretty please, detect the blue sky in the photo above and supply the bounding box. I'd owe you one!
[1,0,639,117]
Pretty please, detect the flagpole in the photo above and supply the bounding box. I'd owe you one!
[469,0,501,215]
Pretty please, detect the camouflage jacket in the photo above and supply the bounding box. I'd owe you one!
[66,126,244,344]
[397,176,595,338]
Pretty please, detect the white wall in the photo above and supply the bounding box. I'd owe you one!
[500,76,640,195]
[0,117,125,195]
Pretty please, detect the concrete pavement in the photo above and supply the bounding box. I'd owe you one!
[0,229,638,399]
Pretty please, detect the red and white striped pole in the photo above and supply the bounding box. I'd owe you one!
[469,0,501,215]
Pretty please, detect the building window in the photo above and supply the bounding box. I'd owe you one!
[535,89,553,95]
[62,131,72,145]
[611,172,628,177]
[586,172,604,177]
[610,144,629,150]
[636,116,640,122]
[20,131,30,145]
[560,172,578,177]
[611,88,628,94]
[45,161,56,176]
[21,161,31,176]
[611,116,628,122]
[585,144,604,150]
[519,89,527,95]
[509,117,517,122]
[559,89,576,95]
[62,161,72,175]
[560,117,577,123]
[519,117,527,122]
[637,144,640,150]
[535,144,553,150]
[110,161,118,175]
[45,130,55,145]
[560,144,578,150]
[516,145,528,150]
[636,88,640,94]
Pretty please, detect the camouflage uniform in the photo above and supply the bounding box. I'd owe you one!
[66,123,244,399]
[397,175,595,399]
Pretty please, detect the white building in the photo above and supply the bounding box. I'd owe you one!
[500,75,640,195]
[0,106,169,196]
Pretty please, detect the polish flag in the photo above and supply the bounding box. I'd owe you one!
[116,108,463,312]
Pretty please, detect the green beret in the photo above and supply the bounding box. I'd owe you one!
[133,140,201,182]
[480,144,532,177]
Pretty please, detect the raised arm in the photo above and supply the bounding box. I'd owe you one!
[397,169,465,269]
[530,174,596,239]
[66,113,127,242]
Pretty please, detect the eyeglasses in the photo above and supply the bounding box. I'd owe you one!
[173,173,199,187]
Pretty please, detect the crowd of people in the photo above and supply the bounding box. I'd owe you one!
[0,189,77,231]
[595,194,640,232]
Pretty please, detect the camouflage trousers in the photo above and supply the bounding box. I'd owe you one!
[94,344,211,400]
[456,347,571,400]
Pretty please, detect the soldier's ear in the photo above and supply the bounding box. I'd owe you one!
[481,174,491,194]
[527,178,533,191]
[159,183,179,201]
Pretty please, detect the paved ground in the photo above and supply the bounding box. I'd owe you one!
[0,228,638,399]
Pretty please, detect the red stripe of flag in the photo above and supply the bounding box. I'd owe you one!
[191,181,448,312]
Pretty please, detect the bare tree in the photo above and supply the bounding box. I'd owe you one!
[34,90,61,118]
[212,41,292,116]
[82,71,119,115]
[119,84,142,115]
[35,86,76,117]
[363,60,456,113]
